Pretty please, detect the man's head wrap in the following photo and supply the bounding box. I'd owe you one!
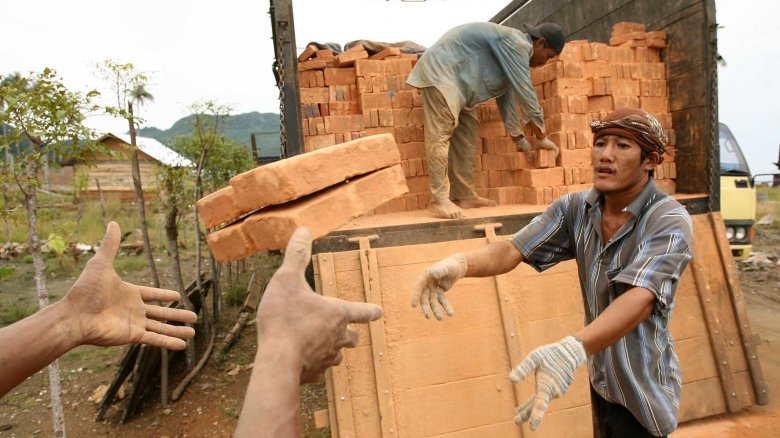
[590,107,668,164]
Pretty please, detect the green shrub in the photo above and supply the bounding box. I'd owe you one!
[0,265,15,280]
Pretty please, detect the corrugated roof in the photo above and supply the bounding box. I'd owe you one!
[98,133,195,167]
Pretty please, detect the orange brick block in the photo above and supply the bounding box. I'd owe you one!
[640,79,667,97]
[581,60,612,79]
[588,95,614,112]
[546,78,591,97]
[360,92,392,110]
[300,87,330,104]
[545,113,589,133]
[612,79,640,96]
[612,22,646,37]
[398,142,425,160]
[614,96,640,108]
[299,60,327,71]
[589,43,610,61]
[608,47,635,63]
[559,148,592,167]
[324,115,364,134]
[634,47,661,63]
[479,122,507,139]
[521,168,564,187]
[323,68,356,86]
[482,153,519,171]
[637,63,665,80]
[207,165,408,261]
[355,59,386,77]
[391,90,416,108]
[298,44,317,62]
[369,47,402,60]
[335,50,369,67]
[590,77,613,96]
[302,134,336,153]
[198,134,401,228]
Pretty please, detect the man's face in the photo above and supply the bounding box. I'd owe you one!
[592,135,655,194]
[530,38,558,67]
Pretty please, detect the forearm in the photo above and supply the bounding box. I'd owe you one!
[465,240,525,277]
[235,340,303,437]
[575,287,656,356]
[0,300,80,397]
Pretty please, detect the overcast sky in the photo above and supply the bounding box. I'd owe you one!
[1,0,777,177]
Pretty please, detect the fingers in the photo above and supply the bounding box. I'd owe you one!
[340,301,383,324]
[145,319,196,340]
[514,396,534,425]
[138,331,188,350]
[95,221,121,263]
[138,285,183,304]
[430,290,444,321]
[410,274,428,308]
[280,227,312,274]
[420,287,433,319]
[529,384,553,431]
[509,352,539,383]
[437,292,455,317]
[146,304,198,324]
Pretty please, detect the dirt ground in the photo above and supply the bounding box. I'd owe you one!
[1,219,779,438]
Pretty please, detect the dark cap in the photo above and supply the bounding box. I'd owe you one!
[523,22,566,54]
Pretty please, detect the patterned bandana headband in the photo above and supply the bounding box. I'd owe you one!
[590,107,668,164]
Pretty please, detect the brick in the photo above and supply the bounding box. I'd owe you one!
[198,134,402,228]
[301,103,320,119]
[612,22,646,37]
[612,79,640,96]
[547,78,590,97]
[534,149,557,169]
[589,43,610,61]
[479,122,507,139]
[329,101,360,116]
[548,132,568,150]
[559,40,587,62]
[398,142,425,160]
[323,68,356,86]
[613,96,640,108]
[559,148,592,167]
[298,44,317,62]
[639,96,668,113]
[315,49,335,61]
[581,60,612,79]
[302,134,336,153]
[634,47,661,63]
[369,47,402,60]
[574,131,594,149]
[324,115,364,134]
[377,108,394,127]
[374,196,406,214]
[299,60,327,71]
[521,167,564,187]
[609,31,646,47]
[482,153,519,171]
[207,165,408,261]
[300,87,330,104]
[355,59,386,77]
[545,113,589,133]
[567,95,588,113]
[588,95,614,112]
[371,76,388,92]
[608,47,634,63]
[645,31,667,41]
[541,96,567,115]
[386,75,412,92]
[196,187,243,235]
[360,92,392,110]
[392,108,424,126]
[647,38,666,49]
[335,50,368,67]
[637,63,665,80]
[391,90,416,109]
[640,79,667,97]
[385,59,414,76]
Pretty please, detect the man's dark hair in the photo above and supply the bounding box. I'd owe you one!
[640,149,656,178]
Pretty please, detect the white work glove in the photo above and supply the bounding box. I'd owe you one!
[534,136,560,158]
[410,253,468,320]
[513,135,532,153]
[509,336,586,431]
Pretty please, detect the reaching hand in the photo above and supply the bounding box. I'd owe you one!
[410,253,467,320]
[257,227,383,384]
[62,222,197,350]
[534,136,560,158]
[508,336,586,430]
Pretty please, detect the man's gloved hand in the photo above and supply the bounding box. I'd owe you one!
[410,253,468,320]
[513,135,532,153]
[534,136,560,158]
[509,336,587,431]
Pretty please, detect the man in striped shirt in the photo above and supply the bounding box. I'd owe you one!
[411,107,693,437]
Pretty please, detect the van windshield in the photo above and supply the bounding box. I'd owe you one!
[719,124,751,176]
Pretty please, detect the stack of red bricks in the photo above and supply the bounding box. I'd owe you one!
[297,22,677,212]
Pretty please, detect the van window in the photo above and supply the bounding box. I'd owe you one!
[719,124,751,175]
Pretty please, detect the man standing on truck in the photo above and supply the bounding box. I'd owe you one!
[407,22,565,220]
[411,107,692,437]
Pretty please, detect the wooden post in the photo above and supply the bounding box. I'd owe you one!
[95,177,108,228]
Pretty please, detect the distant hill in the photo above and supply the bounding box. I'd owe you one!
[139,111,281,158]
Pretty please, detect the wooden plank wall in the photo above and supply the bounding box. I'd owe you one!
[314,213,762,437]
[493,0,719,206]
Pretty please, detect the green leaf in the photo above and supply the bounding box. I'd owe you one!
[47,233,67,256]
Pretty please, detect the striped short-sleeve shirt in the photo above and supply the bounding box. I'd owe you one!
[510,179,693,436]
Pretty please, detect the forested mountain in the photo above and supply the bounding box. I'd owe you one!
[139,111,281,157]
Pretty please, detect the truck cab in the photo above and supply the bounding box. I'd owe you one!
[719,122,755,260]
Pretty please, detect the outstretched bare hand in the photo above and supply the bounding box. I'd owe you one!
[62,222,197,350]
[257,227,384,383]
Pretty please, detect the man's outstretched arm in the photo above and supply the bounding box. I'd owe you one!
[0,222,197,398]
